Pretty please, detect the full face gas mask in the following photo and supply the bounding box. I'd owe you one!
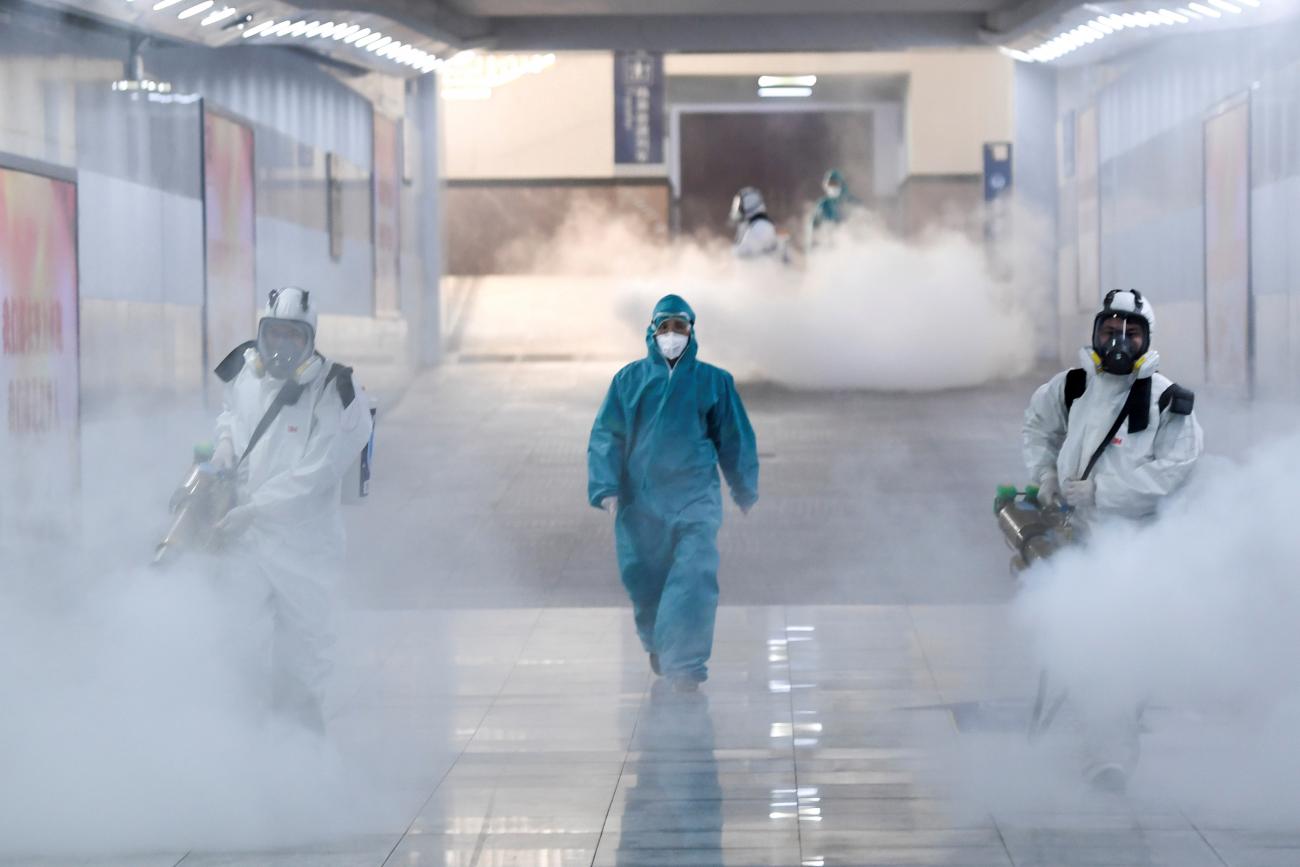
[257,317,315,380]
[256,286,318,380]
[730,187,766,224]
[1091,290,1151,376]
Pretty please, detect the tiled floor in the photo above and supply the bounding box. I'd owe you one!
[5,362,1294,866]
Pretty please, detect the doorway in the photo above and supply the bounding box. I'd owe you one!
[674,108,872,244]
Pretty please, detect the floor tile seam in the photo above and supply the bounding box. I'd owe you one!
[1183,809,1233,867]
[901,603,947,705]
[590,674,653,867]
[991,814,1019,867]
[380,605,549,867]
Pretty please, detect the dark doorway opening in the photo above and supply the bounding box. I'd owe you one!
[677,110,872,243]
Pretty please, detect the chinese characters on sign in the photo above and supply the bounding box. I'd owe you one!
[0,163,81,537]
[615,51,664,165]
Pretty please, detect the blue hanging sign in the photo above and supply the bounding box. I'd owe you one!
[615,51,664,165]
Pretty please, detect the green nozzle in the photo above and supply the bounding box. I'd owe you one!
[193,441,215,463]
[1025,484,1040,500]
[994,484,1018,513]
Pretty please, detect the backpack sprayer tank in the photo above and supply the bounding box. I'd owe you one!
[993,485,1082,576]
[153,443,236,566]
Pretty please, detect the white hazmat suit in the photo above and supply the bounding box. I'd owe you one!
[730,186,781,260]
[1021,290,1203,792]
[734,217,779,259]
[213,288,373,731]
[1023,297,1202,521]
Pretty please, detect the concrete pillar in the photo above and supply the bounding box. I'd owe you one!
[414,72,443,366]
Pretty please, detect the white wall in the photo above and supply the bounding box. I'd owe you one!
[441,53,615,180]
[439,50,1015,181]
[1057,22,1300,397]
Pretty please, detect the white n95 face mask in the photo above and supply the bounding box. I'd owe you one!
[656,332,689,361]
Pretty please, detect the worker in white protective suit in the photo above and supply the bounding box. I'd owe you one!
[1021,289,1203,794]
[1024,289,1202,521]
[209,286,373,733]
[729,186,781,260]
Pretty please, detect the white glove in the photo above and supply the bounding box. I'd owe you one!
[599,497,617,516]
[212,438,236,471]
[1035,473,1061,507]
[215,504,255,542]
[1062,478,1096,508]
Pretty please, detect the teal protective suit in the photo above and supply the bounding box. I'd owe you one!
[811,169,855,229]
[587,295,759,683]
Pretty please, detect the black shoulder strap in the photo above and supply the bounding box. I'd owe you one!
[1125,377,1153,434]
[1063,368,1087,414]
[237,379,305,468]
[1079,377,1153,479]
[215,340,257,383]
[1159,383,1195,415]
[322,362,356,408]
[1082,403,1130,481]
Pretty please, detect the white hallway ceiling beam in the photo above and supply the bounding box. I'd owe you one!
[316,0,1089,52]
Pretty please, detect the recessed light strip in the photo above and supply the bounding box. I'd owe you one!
[240,18,443,72]
[1005,2,1265,63]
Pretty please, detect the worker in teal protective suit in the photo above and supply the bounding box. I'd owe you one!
[587,295,759,691]
[807,168,858,248]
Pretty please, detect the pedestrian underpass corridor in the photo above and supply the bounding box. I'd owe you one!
[33,361,1274,867]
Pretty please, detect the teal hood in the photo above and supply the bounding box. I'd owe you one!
[645,294,699,362]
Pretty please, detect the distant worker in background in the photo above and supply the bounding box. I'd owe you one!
[210,286,374,733]
[588,295,759,693]
[729,186,781,260]
[806,168,858,249]
[1022,288,1203,793]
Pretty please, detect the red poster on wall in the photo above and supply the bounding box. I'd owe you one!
[0,163,80,537]
[373,111,400,314]
[204,109,257,382]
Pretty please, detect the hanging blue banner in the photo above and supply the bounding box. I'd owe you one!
[614,51,664,165]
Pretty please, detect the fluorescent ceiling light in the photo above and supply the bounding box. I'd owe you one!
[343,27,371,44]
[177,1,213,19]
[1011,0,1264,64]
[355,32,383,47]
[758,75,817,88]
[241,18,272,36]
[152,0,184,10]
[200,5,236,25]
[759,86,813,98]
[365,36,393,52]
